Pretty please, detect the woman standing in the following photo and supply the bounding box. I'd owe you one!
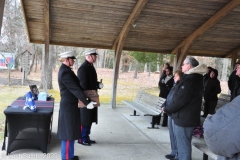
[203,68,221,117]
[158,67,174,126]
[162,70,183,160]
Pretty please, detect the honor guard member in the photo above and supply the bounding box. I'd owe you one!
[57,51,96,160]
[77,48,103,146]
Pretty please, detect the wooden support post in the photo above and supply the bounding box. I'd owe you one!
[231,52,237,71]
[43,0,50,92]
[0,0,5,36]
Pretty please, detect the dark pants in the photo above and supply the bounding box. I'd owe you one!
[203,99,218,117]
[162,113,168,126]
[81,124,92,142]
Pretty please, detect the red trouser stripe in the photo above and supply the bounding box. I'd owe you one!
[66,140,69,159]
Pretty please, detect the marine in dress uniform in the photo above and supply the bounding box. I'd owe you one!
[77,48,103,146]
[57,51,96,160]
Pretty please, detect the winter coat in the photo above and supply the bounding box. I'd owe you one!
[203,95,240,160]
[77,60,99,126]
[162,81,180,117]
[57,64,90,140]
[231,77,240,101]
[204,69,221,101]
[228,70,237,95]
[164,64,208,127]
[159,75,174,98]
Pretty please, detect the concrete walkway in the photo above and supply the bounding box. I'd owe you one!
[1,104,211,160]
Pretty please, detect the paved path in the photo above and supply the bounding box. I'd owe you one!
[1,104,210,160]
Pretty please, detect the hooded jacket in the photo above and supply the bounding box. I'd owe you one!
[164,64,208,127]
[204,69,221,101]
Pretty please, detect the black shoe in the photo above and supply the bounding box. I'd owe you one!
[165,154,175,159]
[162,124,167,127]
[82,141,91,146]
[62,155,79,160]
[89,140,96,144]
[71,156,79,160]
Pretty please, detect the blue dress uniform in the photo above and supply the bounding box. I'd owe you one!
[77,59,100,145]
[58,61,90,159]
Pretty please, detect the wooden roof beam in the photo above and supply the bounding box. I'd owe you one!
[20,1,30,42]
[171,0,240,54]
[111,0,148,108]
[224,45,240,58]
[112,0,148,50]
[0,0,5,36]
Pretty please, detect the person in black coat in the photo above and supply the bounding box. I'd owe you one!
[203,66,213,91]
[228,60,240,96]
[231,65,240,101]
[163,57,207,160]
[158,66,174,126]
[77,48,103,146]
[203,68,221,117]
[57,51,95,160]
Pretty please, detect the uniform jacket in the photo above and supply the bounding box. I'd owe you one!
[204,96,240,160]
[57,64,89,140]
[77,60,99,126]
[164,64,207,127]
[158,75,174,98]
[204,69,221,101]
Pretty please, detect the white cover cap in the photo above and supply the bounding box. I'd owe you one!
[83,48,98,56]
[59,51,76,59]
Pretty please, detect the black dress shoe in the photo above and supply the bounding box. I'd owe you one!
[82,141,91,146]
[71,156,79,160]
[62,155,79,160]
[89,140,96,144]
[165,154,175,159]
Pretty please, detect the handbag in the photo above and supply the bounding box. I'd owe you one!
[78,90,100,108]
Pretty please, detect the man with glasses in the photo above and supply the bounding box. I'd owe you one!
[57,51,96,160]
[77,48,103,146]
[163,57,207,160]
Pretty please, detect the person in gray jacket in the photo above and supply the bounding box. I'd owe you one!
[163,57,207,160]
[204,95,240,160]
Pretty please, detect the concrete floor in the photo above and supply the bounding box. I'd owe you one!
[0,103,213,160]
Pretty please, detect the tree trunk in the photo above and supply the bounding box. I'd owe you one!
[144,63,147,72]
[133,61,139,78]
[47,45,53,89]
[39,45,45,89]
[221,58,229,81]
[28,53,35,75]
[148,62,151,77]
[215,58,223,79]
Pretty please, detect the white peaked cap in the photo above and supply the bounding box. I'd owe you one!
[83,48,98,56]
[59,51,76,59]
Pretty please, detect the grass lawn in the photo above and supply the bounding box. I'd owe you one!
[0,68,160,141]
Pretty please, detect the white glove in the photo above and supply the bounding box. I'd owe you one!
[86,101,97,109]
[99,82,104,89]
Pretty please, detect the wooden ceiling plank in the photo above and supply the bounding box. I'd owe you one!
[20,0,31,42]
[112,0,148,50]
[171,0,240,54]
